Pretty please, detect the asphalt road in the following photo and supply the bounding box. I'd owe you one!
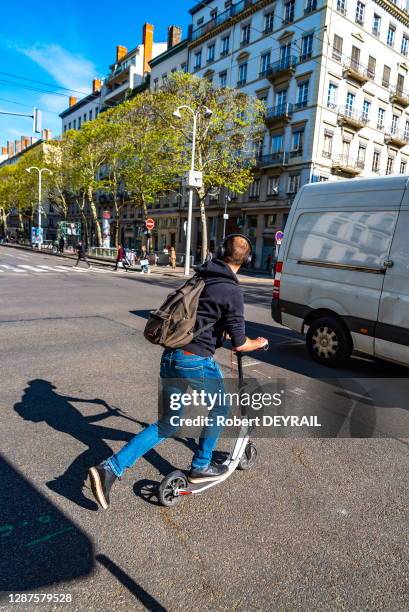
[0,246,408,611]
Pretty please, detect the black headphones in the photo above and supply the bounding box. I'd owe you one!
[217,233,253,266]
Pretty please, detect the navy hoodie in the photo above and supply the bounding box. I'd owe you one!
[182,259,247,357]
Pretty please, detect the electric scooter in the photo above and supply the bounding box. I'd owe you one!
[158,345,268,507]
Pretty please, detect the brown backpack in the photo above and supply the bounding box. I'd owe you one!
[144,274,214,348]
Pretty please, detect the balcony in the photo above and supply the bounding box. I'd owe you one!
[337,106,368,130]
[265,56,297,82]
[257,151,288,168]
[332,155,365,176]
[342,58,369,84]
[191,0,259,42]
[106,62,132,86]
[384,127,409,148]
[264,103,293,127]
[390,87,409,107]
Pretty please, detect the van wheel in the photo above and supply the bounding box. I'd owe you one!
[306,317,352,367]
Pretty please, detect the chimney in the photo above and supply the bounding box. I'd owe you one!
[69,96,77,107]
[92,78,102,93]
[15,140,21,153]
[168,25,182,49]
[116,45,128,63]
[7,141,14,156]
[1,147,7,155]
[143,23,154,74]
[24,136,31,148]
[42,129,51,141]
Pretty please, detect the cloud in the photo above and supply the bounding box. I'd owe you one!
[19,43,97,95]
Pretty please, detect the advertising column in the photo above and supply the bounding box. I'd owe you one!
[102,211,111,249]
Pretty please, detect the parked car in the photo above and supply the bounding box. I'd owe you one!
[272,175,409,368]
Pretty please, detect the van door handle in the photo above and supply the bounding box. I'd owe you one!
[382,259,394,268]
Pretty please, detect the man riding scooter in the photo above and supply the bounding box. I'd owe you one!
[89,234,268,509]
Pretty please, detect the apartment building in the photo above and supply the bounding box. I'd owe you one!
[60,81,102,133]
[178,0,409,266]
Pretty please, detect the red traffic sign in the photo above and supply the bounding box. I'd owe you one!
[145,218,155,231]
[102,211,111,219]
[275,230,284,243]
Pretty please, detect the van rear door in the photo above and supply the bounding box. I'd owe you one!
[375,208,409,366]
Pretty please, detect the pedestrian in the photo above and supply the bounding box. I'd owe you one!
[169,246,177,270]
[88,234,268,509]
[75,241,91,268]
[59,236,65,254]
[114,244,129,272]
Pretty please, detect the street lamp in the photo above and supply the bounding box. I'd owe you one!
[173,105,213,275]
[26,166,52,249]
[223,195,231,239]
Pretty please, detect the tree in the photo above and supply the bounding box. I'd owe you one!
[153,72,265,259]
[0,165,15,236]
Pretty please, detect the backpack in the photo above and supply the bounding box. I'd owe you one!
[144,274,213,348]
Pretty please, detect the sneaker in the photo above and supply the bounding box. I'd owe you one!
[88,463,118,509]
[188,463,229,483]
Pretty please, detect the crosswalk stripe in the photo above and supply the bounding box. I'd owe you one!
[18,265,49,272]
[0,264,26,272]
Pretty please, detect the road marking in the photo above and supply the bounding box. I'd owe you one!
[18,265,49,272]
[0,264,26,272]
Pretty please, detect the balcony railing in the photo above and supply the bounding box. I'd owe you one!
[342,58,369,84]
[332,155,365,175]
[337,106,369,129]
[384,127,409,147]
[390,86,409,107]
[264,103,293,124]
[257,151,288,167]
[265,56,297,81]
[191,0,258,42]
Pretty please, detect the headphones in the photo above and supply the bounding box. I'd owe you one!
[217,233,253,266]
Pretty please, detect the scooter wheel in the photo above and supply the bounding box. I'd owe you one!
[237,441,258,470]
[158,470,188,507]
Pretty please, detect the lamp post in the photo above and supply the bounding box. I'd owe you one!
[173,105,212,276]
[26,166,52,249]
[223,195,231,240]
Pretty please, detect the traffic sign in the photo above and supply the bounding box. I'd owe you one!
[275,230,284,244]
[145,218,155,231]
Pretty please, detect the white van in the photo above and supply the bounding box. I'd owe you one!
[271,175,409,368]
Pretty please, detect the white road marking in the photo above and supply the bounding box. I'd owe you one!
[0,264,26,272]
[18,265,49,272]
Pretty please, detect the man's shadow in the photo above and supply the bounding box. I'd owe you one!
[14,380,175,510]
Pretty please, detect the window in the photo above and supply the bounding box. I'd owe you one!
[194,51,202,70]
[382,65,391,88]
[405,120,409,137]
[153,78,159,90]
[322,130,333,157]
[241,24,251,45]
[402,35,409,57]
[387,25,396,48]
[296,80,309,108]
[336,0,346,14]
[300,34,313,60]
[83,113,86,122]
[357,144,366,165]
[276,89,287,106]
[89,110,93,121]
[305,0,317,13]
[260,52,271,75]
[171,68,177,74]
[78,117,81,129]
[372,149,380,172]
[368,56,376,80]
[219,71,227,88]
[162,73,168,82]
[238,63,248,86]
[207,43,215,63]
[271,133,283,153]
[351,46,361,71]
[333,34,343,61]
[181,62,187,73]
[373,14,381,37]
[291,129,304,155]
[221,35,230,56]
[210,7,218,19]
[264,11,274,33]
[266,213,278,226]
[73,119,76,129]
[249,179,260,199]
[287,174,300,194]
[392,114,399,133]
[377,107,385,129]
[400,160,407,174]
[346,91,355,114]
[397,73,405,94]
[285,0,295,23]
[386,156,394,174]
[267,176,280,196]
[327,83,338,108]
[197,17,204,26]
[362,99,370,121]
[95,108,99,118]
[355,1,365,25]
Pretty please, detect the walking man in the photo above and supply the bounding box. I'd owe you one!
[114,244,129,271]
[75,241,91,268]
[58,236,65,254]
[88,234,268,509]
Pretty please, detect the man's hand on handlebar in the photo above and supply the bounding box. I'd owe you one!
[234,337,269,353]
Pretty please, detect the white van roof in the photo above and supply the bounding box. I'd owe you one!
[297,175,409,210]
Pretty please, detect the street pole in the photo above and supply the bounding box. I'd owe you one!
[184,112,197,276]
[26,167,52,249]
[223,195,231,240]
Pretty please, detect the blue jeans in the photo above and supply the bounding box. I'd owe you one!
[106,349,229,477]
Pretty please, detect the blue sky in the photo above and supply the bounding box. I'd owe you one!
[0,0,194,146]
